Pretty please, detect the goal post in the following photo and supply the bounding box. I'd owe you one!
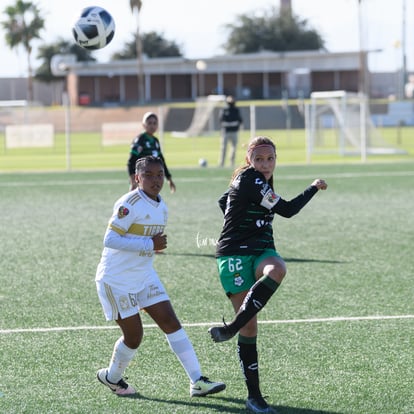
[305,90,406,162]
[172,95,225,138]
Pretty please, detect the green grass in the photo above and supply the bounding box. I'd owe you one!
[0,163,413,413]
[0,126,413,172]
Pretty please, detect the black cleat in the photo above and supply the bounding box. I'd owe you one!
[208,325,236,343]
[246,396,277,413]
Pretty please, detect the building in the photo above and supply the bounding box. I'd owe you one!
[0,50,404,106]
[65,50,364,106]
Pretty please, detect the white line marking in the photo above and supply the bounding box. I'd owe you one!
[1,170,414,188]
[1,314,412,334]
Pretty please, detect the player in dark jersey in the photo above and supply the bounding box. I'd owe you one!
[127,112,176,193]
[208,136,328,414]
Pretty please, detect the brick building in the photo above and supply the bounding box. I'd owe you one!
[65,50,364,106]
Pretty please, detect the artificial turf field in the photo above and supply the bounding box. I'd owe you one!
[0,158,413,413]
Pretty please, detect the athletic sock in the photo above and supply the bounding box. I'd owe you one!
[237,335,261,398]
[166,328,201,383]
[227,275,279,334]
[107,337,137,383]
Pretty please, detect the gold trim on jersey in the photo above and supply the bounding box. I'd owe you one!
[110,224,126,235]
[109,223,165,236]
[127,192,142,205]
[129,223,165,236]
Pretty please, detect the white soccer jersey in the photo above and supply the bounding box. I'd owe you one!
[95,188,168,291]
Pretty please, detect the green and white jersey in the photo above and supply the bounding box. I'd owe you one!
[216,167,318,257]
[127,132,172,179]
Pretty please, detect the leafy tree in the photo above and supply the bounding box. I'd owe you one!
[35,39,95,82]
[112,31,183,60]
[1,0,44,101]
[223,6,325,54]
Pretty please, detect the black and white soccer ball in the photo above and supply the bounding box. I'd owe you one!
[72,6,115,50]
[198,158,208,167]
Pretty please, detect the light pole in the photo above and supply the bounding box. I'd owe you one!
[196,60,207,97]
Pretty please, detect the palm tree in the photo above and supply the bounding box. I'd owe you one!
[129,0,145,103]
[1,0,45,102]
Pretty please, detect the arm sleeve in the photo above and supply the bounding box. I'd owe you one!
[218,191,229,213]
[127,136,142,176]
[159,152,172,179]
[238,108,243,124]
[104,227,154,252]
[272,185,318,218]
[127,152,138,176]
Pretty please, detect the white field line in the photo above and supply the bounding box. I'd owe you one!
[1,170,414,188]
[1,314,413,335]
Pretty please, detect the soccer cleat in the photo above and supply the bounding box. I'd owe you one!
[97,368,136,395]
[246,396,277,413]
[208,325,236,343]
[190,376,226,397]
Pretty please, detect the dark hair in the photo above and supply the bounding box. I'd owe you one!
[135,156,164,175]
[231,136,276,189]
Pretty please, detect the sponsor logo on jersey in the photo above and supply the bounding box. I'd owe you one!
[266,191,279,204]
[260,188,280,209]
[118,206,129,218]
[256,219,266,227]
[255,178,264,185]
[256,217,273,228]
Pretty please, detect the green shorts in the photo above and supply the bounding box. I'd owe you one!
[216,249,281,296]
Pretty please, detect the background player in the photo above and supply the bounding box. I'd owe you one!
[127,112,176,193]
[218,96,243,168]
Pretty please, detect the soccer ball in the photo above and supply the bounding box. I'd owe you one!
[198,158,208,167]
[72,6,115,50]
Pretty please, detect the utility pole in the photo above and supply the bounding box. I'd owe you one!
[280,0,292,15]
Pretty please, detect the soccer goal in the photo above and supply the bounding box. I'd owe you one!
[305,90,406,162]
[172,95,225,137]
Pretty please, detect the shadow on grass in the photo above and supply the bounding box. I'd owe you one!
[167,252,344,264]
[119,393,343,413]
[283,257,344,264]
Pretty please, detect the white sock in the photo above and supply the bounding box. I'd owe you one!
[107,337,137,383]
[166,328,201,383]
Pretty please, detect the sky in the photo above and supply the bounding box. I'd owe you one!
[0,0,412,78]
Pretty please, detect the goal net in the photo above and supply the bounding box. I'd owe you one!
[172,95,225,138]
[305,90,406,162]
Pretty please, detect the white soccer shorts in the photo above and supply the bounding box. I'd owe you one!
[96,273,170,321]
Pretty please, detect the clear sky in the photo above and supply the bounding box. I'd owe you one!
[0,0,411,77]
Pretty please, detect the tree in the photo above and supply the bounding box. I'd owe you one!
[1,0,45,101]
[223,6,325,54]
[111,31,183,60]
[35,39,95,82]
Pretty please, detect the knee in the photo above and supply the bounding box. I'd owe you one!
[124,332,143,349]
[266,263,287,284]
[239,318,257,337]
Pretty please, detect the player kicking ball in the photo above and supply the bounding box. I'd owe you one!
[208,136,327,413]
[95,155,225,397]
